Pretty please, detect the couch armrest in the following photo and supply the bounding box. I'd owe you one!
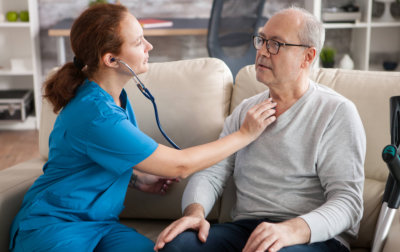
[0,158,45,252]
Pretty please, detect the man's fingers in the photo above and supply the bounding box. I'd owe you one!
[268,240,282,252]
[154,241,164,251]
[243,222,277,252]
[244,233,274,252]
[243,228,260,252]
[155,216,208,250]
[198,220,210,243]
[255,234,278,252]
[164,219,196,242]
[155,225,174,250]
[155,220,186,250]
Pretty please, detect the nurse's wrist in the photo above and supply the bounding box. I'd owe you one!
[128,173,138,188]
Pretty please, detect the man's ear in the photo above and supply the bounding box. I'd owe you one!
[302,47,316,68]
[102,53,118,68]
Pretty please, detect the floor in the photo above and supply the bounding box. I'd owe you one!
[0,130,41,171]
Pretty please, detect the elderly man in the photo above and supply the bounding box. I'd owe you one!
[155,7,366,252]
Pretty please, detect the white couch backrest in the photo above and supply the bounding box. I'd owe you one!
[39,58,233,220]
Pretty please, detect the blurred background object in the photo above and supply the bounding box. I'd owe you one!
[207,0,266,80]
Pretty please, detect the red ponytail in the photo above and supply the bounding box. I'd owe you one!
[43,3,128,113]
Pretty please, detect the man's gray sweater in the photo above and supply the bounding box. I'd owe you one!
[182,80,366,248]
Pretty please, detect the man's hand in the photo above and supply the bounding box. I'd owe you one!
[242,217,311,252]
[131,170,179,194]
[154,203,209,251]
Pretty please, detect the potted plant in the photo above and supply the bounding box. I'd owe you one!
[89,0,108,7]
[320,47,336,68]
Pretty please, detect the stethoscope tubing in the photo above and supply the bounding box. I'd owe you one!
[116,59,181,150]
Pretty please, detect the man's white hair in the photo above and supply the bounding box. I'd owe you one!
[274,6,325,63]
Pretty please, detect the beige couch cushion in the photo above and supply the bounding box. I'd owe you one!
[223,65,400,249]
[0,157,45,252]
[38,58,234,221]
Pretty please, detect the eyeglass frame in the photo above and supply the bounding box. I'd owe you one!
[252,35,311,55]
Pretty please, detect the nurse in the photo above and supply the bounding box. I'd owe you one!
[9,3,277,252]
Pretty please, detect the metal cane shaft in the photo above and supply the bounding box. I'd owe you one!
[372,208,396,252]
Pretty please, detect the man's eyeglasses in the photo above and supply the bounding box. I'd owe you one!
[252,35,310,55]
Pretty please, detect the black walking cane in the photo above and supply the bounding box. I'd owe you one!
[372,96,400,252]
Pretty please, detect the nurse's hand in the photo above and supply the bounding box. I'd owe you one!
[240,98,276,140]
[130,170,179,194]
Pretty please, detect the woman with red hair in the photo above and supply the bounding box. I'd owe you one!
[9,3,276,251]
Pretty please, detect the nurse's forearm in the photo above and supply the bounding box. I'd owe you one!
[135,100,276,178]
[135,130,254,179]
[177,130,254,177]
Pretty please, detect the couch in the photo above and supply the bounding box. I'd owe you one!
[1,58,400,252]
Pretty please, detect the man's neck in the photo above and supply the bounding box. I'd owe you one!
[269,77,310,117]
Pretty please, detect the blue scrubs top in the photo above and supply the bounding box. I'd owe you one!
[10,79,158,249]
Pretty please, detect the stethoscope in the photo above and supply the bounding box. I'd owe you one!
[111,57,180,150]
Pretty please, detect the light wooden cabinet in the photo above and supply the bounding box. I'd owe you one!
[0,0,42,129]
[305,0,400,71]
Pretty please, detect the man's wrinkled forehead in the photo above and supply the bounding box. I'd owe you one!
[258,31,284,42]
[262,11,302,42]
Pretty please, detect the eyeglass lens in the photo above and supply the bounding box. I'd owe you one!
[253,36,279,55]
